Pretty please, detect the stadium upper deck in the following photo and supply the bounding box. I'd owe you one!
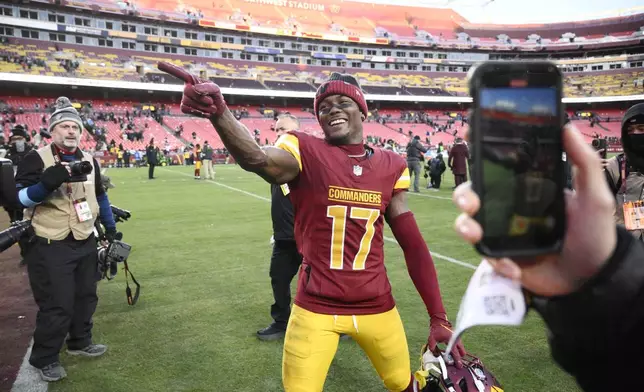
[29,0,644,51]
[2,37,643,98]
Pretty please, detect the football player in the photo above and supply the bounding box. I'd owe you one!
[193,143,202,179]
[158,62,466,392]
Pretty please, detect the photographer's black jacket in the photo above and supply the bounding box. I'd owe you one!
[6,144,33,167]
[271,184,294,241]
[406,139,427,162]
[532,227,644,391]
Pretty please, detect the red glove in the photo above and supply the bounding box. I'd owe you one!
[428,313,466,368]
[157,61,227,118]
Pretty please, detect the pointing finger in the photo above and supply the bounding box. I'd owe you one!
[157,61,199,84]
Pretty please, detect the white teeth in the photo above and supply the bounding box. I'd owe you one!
[330,119,347,126]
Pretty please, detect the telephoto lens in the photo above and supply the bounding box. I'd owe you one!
[111,205,131,222]
[0,220,31,253]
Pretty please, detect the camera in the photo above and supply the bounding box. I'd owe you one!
[0,219,32,253]
[68,160,93,183]
[591,138,608,159]
[111,205,131,223]
[94,205,140,305]
[97,240,132,280]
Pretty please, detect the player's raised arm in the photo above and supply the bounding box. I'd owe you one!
[157,62,299,184]
[385,190,467,366]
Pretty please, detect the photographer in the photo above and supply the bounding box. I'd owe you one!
[604,102,644,242]
[14,97,118,382]
[4,125,33,260]
[5,125,33,171]
[428,153,446,190]
[406,135,427,192]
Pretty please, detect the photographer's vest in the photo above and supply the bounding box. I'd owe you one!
[25,146,99,241]
[606,156,644,241]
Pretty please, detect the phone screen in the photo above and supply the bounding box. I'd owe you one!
[477,84,565,254]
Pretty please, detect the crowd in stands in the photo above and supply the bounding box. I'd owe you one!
[0,96,629,168]
[2,38,643,98]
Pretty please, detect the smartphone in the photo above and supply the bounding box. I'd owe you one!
[468,61,566,258]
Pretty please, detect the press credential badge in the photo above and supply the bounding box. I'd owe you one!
[74,198,93,222]
[445,259,527,356]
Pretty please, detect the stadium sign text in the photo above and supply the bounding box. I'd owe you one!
[244,0,325,11]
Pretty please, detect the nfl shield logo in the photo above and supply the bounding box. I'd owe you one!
[353,165,363,176]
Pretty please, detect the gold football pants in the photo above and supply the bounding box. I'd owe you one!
[282,304,411,392]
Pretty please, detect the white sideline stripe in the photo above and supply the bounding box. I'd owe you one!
[164,169,476,270]
[11,339,48,392]
[408,192,452,201]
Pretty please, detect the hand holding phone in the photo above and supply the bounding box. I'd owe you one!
[452,125,617,296]
[468,61,566,258]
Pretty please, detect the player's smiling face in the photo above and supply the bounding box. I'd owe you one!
[318,95,363,145]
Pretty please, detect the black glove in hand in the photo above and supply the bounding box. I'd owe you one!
[105,228,122,243]
[40,164,70,192]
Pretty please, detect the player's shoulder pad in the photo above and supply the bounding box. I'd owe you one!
[379,149,410,190]
[275,131,303,171]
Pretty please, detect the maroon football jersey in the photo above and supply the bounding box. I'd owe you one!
[275,131,410,315]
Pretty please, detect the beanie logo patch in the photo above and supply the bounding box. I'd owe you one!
[318,83,330,95]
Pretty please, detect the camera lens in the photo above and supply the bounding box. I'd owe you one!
[70,161,93,176]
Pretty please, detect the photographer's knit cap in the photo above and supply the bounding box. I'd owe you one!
[49,97,83,133]
[9,124,28,139]
[314,72,368,121]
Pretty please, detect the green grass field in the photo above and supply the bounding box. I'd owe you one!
[49,165,581,392]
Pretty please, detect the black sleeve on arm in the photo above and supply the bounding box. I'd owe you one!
[94,158,105,197]
[531,227,644,391]
[15,150,45,191]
